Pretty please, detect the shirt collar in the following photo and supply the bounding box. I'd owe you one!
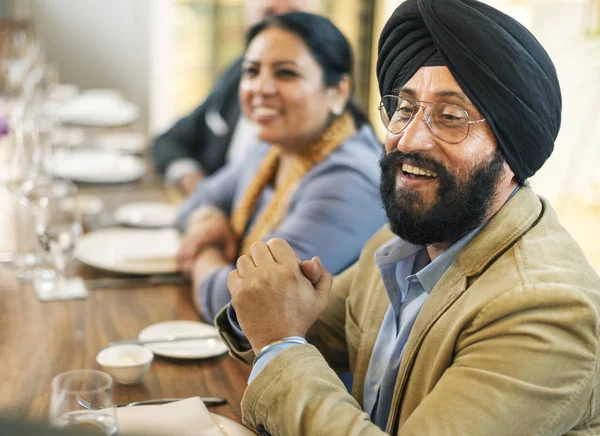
[415,224,482,293]
[374,236,421,267]
[375,185,521,301]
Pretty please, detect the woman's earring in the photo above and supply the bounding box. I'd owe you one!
[332,105,343,116]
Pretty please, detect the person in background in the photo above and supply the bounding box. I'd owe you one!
[176,12,386,324]
[216,0,600,434]
[152,0,321,196]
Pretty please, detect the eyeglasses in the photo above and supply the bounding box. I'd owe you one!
[377,95,487,144]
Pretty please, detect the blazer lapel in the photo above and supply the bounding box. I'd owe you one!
[352,276,390,405]
[386,268,468,433]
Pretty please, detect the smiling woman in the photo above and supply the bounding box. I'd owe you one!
[240,27,349,150]
[176,12,386,323]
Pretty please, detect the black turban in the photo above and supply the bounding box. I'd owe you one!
[377,0,562,182]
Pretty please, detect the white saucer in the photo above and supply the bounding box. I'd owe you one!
[114,202,178,228]
[59,92,139,127]
[75,228,179,274]
[138,321,228,359]
[88,132,146,154]
[49,150,146,184]
[48,84,79,102]
[57,128,86,147]
[210,413,255,435]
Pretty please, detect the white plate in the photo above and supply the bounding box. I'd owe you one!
[114,202,178,228]
[138,321,228,359]
[48,84,79,102]
[81,88,123,99]
[59,93,139,127]
[49,150,146,184]
[57,128,86,147]
[75,228,180,274]
[210,413,255,435]
[88,132,146,154]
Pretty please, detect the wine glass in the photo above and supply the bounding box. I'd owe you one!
[49,370,118,435]
[34,180,83,297]
[0,115,42,275]
[5,112,42,200]
[1,26,34,100]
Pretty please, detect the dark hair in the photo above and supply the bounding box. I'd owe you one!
[246,12,369,129]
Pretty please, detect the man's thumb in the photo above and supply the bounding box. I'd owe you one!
[301,259,321,285]
[310,257,332,295]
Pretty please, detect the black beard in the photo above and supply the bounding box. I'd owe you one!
[379,148,506,246]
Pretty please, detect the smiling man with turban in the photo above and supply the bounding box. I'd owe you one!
[216,1,600,435]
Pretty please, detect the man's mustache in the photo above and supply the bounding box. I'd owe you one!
[379,150,448,180]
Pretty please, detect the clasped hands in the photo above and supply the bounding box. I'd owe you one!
[176,206,238,276]
[177,208,333,354]
[228,239,333,355]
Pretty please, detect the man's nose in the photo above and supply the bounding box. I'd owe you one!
[385,108,435,155]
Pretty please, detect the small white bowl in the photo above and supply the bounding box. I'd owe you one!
[96,345,153,385]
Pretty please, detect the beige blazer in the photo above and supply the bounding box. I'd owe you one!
[216,187,600,435]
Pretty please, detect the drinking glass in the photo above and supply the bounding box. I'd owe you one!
[5,114,40,200]
[34,180,83,297]
[49,370,118,435]
[1,115,42,275]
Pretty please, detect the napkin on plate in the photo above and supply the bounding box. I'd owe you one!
[115,397,254,436]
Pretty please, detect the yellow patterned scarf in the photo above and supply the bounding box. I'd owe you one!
[231,112,355,256]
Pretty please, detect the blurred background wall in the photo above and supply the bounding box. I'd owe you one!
[31,0,152,129]
[2,0,152,129]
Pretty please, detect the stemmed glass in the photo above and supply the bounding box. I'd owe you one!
[49,370,118,435]
[34,180,83,299]
[2,95,62,277]
[0,116,43,274]
[1,24,62,274]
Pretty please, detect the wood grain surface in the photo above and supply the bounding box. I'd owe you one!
[0,151,251,425]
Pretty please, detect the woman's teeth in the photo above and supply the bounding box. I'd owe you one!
[253,107,278,117]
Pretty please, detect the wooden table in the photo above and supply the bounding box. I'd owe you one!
[0,151,251,424]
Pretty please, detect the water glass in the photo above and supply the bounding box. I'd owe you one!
[34,180,83,296]
[0,117,42,275]
[49,370,118,435]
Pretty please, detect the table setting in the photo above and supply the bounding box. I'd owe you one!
[49,370,253,435]
[55,318,238,435]
[1,31,251,433]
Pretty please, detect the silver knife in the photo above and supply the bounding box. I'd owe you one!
[86,274,188,290]
[109,335,221,347]
[77,395,227,410]
[123,397,227,407]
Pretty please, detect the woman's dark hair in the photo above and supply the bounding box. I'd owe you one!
[246,12,370,129]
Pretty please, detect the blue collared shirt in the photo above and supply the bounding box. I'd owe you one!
[366,225,482,429]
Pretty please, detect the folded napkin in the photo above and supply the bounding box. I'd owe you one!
[116,397,254,436]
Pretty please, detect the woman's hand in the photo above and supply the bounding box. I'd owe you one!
[178,172,203,196]
[177,207,238,275]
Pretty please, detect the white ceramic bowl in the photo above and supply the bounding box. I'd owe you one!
[96,345,153,385]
